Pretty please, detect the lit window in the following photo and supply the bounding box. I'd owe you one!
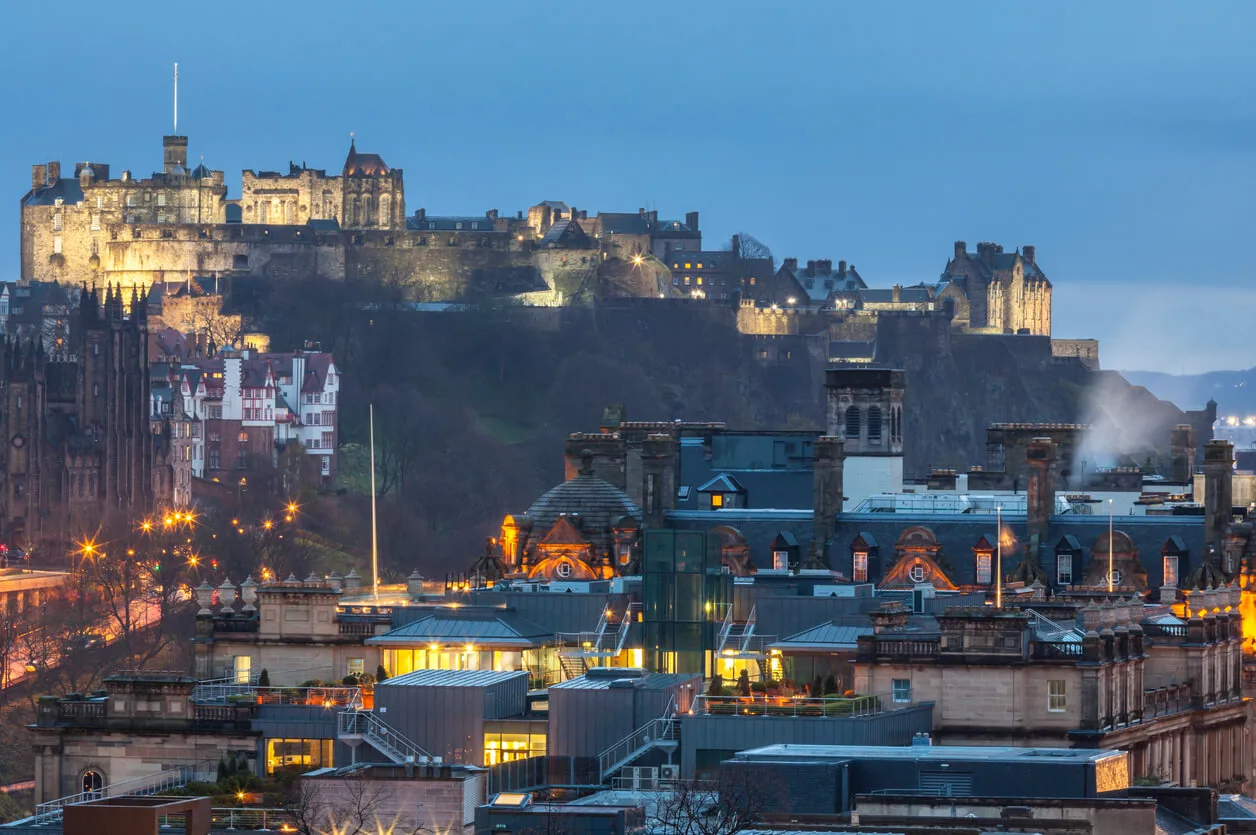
[749,277,756,286]
[684,263,691,269]
[710,493,723,509]
[697,263,703,269]
[1047,679,1066,712]
[265,739,333,775]
[909,563,925,583]
[976,551,992,584]
[53,236,63,255]
[673,263,679,269]
[697,277,703,285]
[1163,555,1178,587]
[233,655,252,684]
[1057,553,1073,585]
[772,550,789,572]
[157,193,167,207]
[892,679,911,703]
[853,552,868,583]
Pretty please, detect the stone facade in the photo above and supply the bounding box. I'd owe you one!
[940,240,1052,335]
[854,596,1249,791]
[1,287,173,552]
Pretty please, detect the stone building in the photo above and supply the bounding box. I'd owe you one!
[938,240,1052,335]
[21,136,228,292]
[0,286,174,553]
[239,140,404,230]
[853,593,1249,792]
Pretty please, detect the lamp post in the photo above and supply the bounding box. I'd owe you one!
[1107,499,1114,594]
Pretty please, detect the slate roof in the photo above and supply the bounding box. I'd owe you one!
[857,287,934,304]
[307,218,340,231]
[22,178,85,207]
[666,509,813,572]
[377,669,529,688]
[406,215,497,232]
[523,474,642,533]
[367,609,552,648]
[675,434,816,512]
[770,621,874,651]
[777,262,867,303]
[550,671,695,691]
[597,212,651,236]
[827,510,1207,589]
[696,473,745,494]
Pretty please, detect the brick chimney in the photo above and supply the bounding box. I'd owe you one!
[838,260,847,277]
[805,260,817,277]
[809,436,844,568]
[953,240,966,261]
[47,161,61,182]
[647,210,658,228]
[685,211,699,231]
[891,284,902,303]
[1203,439,1234,553]
[31,164,47,191]
[641,433,678,529]
[1170,424,1196,484]
[783,257,798,272]
[1022,245,1036,264]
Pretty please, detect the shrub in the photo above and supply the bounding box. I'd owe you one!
[257,669,270,687]
[376,665,389,682]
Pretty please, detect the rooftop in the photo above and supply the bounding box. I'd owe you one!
[733,743,1123,765]
[377,669,529,688]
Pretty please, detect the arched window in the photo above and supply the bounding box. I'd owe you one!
[82,769,105,796]
[363,194,375,227]
[349,197,360,227]
[844,406,861,440]
[379,194,391,227]
[867,406,883,443]
[284,201,294,224]
[271,199,281,224]
[909,563,926,583]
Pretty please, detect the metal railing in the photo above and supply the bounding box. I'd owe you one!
[691,693,885,718]
[597,695,678,783]
[614,602,639,654]
[156,807,296,831]
[34,759,219,824]
[1030,640,1085,659]
[194,685,361,707]
[338,710,433,764]
[1024,608,1080,641]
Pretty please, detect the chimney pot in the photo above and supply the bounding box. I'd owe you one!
[953,240,966,261]
[838,259,847,276]
[1023,245,1036,264]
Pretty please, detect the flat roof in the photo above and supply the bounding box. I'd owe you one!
[550,670,698,691]
[378,669,528,688]
[733,743,1123,765]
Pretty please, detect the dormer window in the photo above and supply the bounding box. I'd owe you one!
[1163,555,1178,587]
[772,550,789,572]
[709,493,723,509]
[853,551,869,583]
[975,550,992,584]
[909,563,926,583]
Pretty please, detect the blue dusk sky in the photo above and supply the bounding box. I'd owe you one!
[0,1,1251,374]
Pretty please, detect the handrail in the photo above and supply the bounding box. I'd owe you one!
[615,603,639,654]
[740,605,758,654]
[691,693,886,718]
[338,710,432,763]
[597,694,677,783]
[34,758,219,823]
[716,604,736,653]
[1024,608,1079,640]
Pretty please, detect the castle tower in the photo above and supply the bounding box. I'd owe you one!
[163,135,188,175]
[825,368,905,507]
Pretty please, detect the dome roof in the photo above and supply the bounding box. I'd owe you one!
[524,473,641,534]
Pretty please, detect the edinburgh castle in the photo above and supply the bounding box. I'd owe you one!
[21,129,1052,338]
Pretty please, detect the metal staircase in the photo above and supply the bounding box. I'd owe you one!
[716,605,771,658]
[32,759,219,824]
[556,603,639,680]
[338,710,433,764]
[597,695,679,783]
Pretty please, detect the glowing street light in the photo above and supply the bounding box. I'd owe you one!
[631,254,644,266]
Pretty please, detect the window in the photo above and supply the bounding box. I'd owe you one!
[157,192,167,207]
[772,550,789,572]
[91,213,100,231]
[1047,679,1067,712]
[312,412,321,426]
[266,739,333,775]
[1108,569,1122,587]
[52,213,62,232]
[909,563,926,583]
[347,658,365,676]
[867,406,883,443]
[81,770,105,797]
[976,551,992,584]
[126,193,136,208]
[709,493,723,509]
[233,655,252,684]
[1163,555,1179,587]
[1057,553,1073,585]
[321,431,333,449]
[845,406,861,440]
[892,679,911,703]
[238,432,249,442]
[53,236,63,255]
[483,724,547,766]
[96,196,103,210]
[684,263,691,269]
[853,551,868,583]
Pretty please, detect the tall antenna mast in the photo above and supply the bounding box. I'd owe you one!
[173,63,179,134]
[369,402,380,601]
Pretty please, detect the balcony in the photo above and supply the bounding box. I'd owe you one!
[690,693,887,718]
[1029,640,1085,660]
[211,617,259,633]
[36,698,257,732]
[1143,684,1192,719]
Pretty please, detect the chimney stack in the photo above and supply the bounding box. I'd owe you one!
[891,284,902,303]
[1025,437,1057,558]
[1170,424,1196,484]
[838,260,847,277]
[809,436,845,569]
[1203,439,1234,555]
[1022,245,1036,265]
[953,240,966,261]
[783,257,798,272]
[685,211,699,231]
[32,164,47,191]
[641,433,678,529]
[47,161,61,182]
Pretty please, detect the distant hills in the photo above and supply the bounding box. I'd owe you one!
[1122,368,1256,417]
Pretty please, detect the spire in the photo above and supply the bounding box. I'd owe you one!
[343,132,357,176]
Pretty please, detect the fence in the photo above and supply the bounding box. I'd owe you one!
[691,693,885,718]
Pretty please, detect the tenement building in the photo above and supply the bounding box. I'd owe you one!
[853,591,1249,792]
[1,286,175,553]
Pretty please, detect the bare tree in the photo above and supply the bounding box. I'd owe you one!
[649,770,775,835]
[727,233,773,261]
[285,774,426,835]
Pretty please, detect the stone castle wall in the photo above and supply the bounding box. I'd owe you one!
[1052,338,1101,370]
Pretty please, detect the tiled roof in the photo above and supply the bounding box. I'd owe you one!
[598,212,651,236]
[368,610,550,647]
